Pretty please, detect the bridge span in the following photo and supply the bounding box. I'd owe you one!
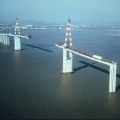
[55,43,117,93]
[0,18,31,50]
[55,43,116,66]
[55,19,117,93]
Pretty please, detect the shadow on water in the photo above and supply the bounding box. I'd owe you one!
[10,40,53,52]
[116,85,120,91]
[75,61,109,74]
[21,43,53,52]
[73,61,98,72]
[73,61,120,91]
[73,61,106,73]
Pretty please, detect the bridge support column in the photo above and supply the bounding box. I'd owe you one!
[5,36,8,45]
[6,36,10,45]
[3,35,6,44]
[0,35,1,43]
[61,48,73,73]
[2,35,4,44]
[14,36,21,50]
[0,35,2,43]
[109,64,117,93]
[1,35,3,43]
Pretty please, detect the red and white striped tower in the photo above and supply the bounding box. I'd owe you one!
[64,19,72,49]
[15,18,20,35]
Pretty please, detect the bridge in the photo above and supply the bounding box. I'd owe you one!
[55,19,117,93]
[0,18,31,50]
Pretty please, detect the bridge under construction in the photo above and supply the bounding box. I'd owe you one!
[0,18,31,50]
[55,19,117,93]
[0,18,117,93]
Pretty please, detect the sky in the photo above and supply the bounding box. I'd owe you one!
[0,0,120,24]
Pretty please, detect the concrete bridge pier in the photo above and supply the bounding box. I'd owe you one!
[0,35,1,43]
[0,35,9,45]
[109,64,117,93]
[1,35,3,43]
[14,36,21,50]
[6,36,10,45]
[1,35,4,43]
[3,35,6,44]
[62,48,73,73]
[5,36,7,45]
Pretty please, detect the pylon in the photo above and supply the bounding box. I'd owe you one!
[15,18,20,35]
[64,19,72,49]
[61,19,73,73]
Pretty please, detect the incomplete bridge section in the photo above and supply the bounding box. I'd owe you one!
[0,18,31,50]
[0,33,30,50]
[55,19,117,93]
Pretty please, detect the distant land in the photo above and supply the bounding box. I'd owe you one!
[0,21,120,31]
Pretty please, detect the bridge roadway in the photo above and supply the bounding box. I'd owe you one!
[0,33,31,39]
[55,43,117,66]
[0,33,31,50]
[55,43,117,93]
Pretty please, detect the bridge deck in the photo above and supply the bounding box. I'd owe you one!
[0,33,31,39]
[55,43,117,66]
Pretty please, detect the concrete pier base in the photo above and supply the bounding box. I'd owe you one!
[0,35,10,45]
[1,35,4,43]
[61,48,73,73]
[5,36,7,45]
[3,36,6,44]
[14,36,21,50]
[0,35,1,43]
[109,64,117,93]
[6,36,10,45]
[0,35,3,43]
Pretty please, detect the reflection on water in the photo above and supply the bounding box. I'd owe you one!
[60,74,74,101]
[14,51,21,59]
[107,93,117,108]
[105,93,119,118]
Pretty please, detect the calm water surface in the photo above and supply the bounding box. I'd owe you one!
[0,29,120,119]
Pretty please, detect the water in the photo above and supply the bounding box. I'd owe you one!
[0,29,120,119]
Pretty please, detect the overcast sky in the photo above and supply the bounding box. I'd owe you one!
[0,0,120,24]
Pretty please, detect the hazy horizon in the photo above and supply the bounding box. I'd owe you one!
[1,0,120,24]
